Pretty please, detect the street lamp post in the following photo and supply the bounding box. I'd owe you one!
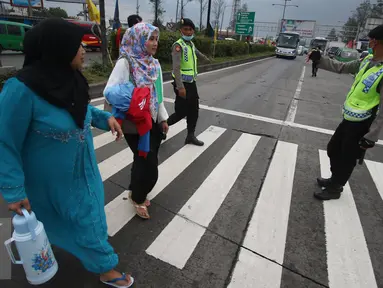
[206,0,212,36]
[272,0,299,32]
[136,0,140,14]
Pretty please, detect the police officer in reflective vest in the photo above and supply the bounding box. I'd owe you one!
[359,50,374,71]
[311,25,383,200]
[167,18,210,146]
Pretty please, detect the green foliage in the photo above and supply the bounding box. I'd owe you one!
[0,70,17,91]
[82,61,113,83]
[32,7,68,18]
[109,30,275,62]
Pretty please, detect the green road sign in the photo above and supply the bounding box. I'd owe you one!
[236,12,256,24]
[235,23,254,35]
[235,12,255,35]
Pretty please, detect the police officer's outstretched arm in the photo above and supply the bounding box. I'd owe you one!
[195,48,210,63]
[172,44,186,97]
[317,56,360,75]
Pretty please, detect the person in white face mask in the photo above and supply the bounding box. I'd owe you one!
[167,18,210,146]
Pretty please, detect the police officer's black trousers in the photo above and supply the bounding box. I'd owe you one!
[327,118,373,186]
[167,81,199,134]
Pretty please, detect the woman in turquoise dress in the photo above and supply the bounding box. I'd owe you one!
[0,18,134,287]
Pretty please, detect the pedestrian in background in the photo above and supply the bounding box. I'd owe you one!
[309,46,321,77]
[116,14,142,50]
[0,18,134,287]
[104,23,168,219]
[167,18,210,146]
[311,25,383,201]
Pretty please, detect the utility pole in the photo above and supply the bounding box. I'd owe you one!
[27,0,32,17]
[272,0,298,32]
[180,0,184,19]
[136,0,139,14]
[154,0,158,26]
[176,0,179,23]
[206,0,212,36]
[99,0,108,66]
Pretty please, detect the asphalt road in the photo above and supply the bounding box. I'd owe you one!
[0,51,102,69]
[1,55,383,288]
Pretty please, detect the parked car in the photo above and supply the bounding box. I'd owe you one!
[334,48,359,62]
[66,19,101,51]
[297,45,304,56]
[0,20,32,54]
[327,46,339,58]
[359,50,369,61]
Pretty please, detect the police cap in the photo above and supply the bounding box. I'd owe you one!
[180,18,195,30]
[368,24,383,41]
[128,14,142,28]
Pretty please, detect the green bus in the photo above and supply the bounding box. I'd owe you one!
[334,47,359,63]
[0,20,32,54]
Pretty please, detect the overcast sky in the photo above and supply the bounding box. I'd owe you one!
[43,0,364,29]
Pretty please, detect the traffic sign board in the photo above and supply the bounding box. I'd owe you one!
[235,12,255,35]
[236,12,256,24]
[235,24,254,35]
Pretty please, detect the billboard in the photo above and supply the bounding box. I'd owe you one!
[280,19,316,38]
[45,0,99,4]
[10,0,43,8]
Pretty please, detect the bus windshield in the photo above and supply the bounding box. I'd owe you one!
[311,39,328,51]
[277,33,300,49]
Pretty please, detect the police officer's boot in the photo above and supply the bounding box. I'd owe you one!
[316,177,332,188]
[185,133,204,146]
[314,183,343,200]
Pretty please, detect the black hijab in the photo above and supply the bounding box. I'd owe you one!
[16,18,90,129]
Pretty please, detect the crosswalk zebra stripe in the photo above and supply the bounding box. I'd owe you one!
[98,120,187,182]
[228,141,298,287]
[319,150,378,288]
[146,133,260,269]
[365,160,383,201]
[105,125,225,237]
[228,248,281,288]
[93,131,122,150]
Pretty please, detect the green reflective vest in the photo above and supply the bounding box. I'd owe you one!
[359,54,374,71]
[343,60,383,121]
[171,38,198,83]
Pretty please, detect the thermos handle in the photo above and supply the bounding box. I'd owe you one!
[21,208,36,241]
[4,238,23,265]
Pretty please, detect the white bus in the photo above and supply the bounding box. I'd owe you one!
[275,32,300,59]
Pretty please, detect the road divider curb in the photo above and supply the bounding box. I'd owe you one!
[89,54,275,99]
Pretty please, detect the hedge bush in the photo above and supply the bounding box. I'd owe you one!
[109,30,275,62]
[0,71,17,91]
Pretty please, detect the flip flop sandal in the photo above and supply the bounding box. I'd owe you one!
[128,192,150,219]
[128,191,150,207]
[101,272,134,288]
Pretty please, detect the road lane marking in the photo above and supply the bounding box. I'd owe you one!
[0,218,12,280]
[365,160,383,201]
[319,150,378,288]
[90,56,274,99]
[146,133,259,269]
[98,120,186,181]
[105,126,226,237]
[228,141,297,287]
[285,66,305,123]
[90,98,383,146]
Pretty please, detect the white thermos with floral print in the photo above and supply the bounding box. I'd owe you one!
[4,208,58,285]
